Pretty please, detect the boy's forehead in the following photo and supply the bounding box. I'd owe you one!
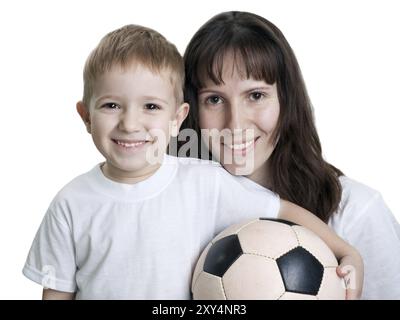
[103,61,171,79]
[90,63,179,104]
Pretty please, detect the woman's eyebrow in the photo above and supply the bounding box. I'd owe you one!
[198,88,224,95]
[199,85,274,95]
[245,85,273,91]
[242,86,274,94]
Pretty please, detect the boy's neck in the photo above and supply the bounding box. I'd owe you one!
[100,162,161,185]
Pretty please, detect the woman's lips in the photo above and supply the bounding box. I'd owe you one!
[223,137,260,155]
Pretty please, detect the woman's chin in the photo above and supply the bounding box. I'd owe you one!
[222,163,255,176]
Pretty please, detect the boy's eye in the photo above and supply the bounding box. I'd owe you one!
[145,103,161,111]
[249,92,265,101]
[101,102,120,109]
[205,95,223,105]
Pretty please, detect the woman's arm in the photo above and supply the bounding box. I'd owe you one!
[278,199,364,299]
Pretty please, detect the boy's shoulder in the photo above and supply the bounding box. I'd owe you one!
[174,155,222,167]
[51,165,99,203]
[172,155,225,176]
[171,155,258,191]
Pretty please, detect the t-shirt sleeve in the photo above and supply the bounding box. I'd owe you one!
[22,205,77,293]
[213,167,280,234]
[344,193,400,299]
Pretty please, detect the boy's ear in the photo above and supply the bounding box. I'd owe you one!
[76,101,91,134]
[171,102,190,137]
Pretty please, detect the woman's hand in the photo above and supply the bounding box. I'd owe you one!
[278,200,364,299]
[336,251,364,300]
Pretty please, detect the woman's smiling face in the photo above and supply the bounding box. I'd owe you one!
[197,54,280,183]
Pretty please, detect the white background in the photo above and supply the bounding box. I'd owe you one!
[0,0,399,299]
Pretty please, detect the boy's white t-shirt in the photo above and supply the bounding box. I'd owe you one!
[23,155,280,299]
[329,176,400,300]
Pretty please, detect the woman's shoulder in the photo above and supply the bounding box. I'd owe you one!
[338,175,381,209]
[330,175,387,230]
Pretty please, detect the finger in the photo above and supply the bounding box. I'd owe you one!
[346,288,358,300]
[336,265,350,277]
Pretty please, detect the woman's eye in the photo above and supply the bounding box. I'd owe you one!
[102,102,120,109]
[249,92,265,101]
[145,103,161,111]
[205,95,223,105]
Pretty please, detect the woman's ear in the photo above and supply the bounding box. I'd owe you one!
[76,101,91,134]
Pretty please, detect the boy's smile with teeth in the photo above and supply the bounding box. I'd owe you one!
[112,139,150,148]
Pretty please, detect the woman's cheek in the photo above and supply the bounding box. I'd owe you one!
[199,109,216,130]
[255,103,280,134]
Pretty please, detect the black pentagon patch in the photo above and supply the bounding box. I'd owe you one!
[276,246,324,295]
[259,217,298,226]
[203,234,243,277]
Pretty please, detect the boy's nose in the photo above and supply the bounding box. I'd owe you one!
[118,110,143,133]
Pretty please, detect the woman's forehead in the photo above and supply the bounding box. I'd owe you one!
[197,49,277,88]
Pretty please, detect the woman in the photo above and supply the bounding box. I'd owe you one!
[180,11,400,299]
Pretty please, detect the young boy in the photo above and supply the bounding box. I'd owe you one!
[23,25,362,299]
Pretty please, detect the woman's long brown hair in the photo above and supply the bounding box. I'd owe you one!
[180,11,343,223]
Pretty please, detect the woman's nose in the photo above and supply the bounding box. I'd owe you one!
[226,101,247,130]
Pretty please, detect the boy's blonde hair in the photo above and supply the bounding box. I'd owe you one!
[82,24,184,107]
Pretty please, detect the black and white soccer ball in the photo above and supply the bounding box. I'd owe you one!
[192,218,346,300]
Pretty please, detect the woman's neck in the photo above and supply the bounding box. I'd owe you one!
[246,161,272,190]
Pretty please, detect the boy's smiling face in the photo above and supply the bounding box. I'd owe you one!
[77,63,188,184]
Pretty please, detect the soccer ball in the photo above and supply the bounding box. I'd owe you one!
[192,218,346,300]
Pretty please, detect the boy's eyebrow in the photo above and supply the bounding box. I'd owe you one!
[94,95,170,105]
[142,95,170,105]
[94,95,121,104]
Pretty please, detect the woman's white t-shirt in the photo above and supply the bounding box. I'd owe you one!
[328,176,400,299]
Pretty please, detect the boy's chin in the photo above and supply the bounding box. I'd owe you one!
[107,145,166,170]
[115,159,162,173]
[105,156,163,179]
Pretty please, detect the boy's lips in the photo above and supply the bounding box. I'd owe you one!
[111,138,151,148]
